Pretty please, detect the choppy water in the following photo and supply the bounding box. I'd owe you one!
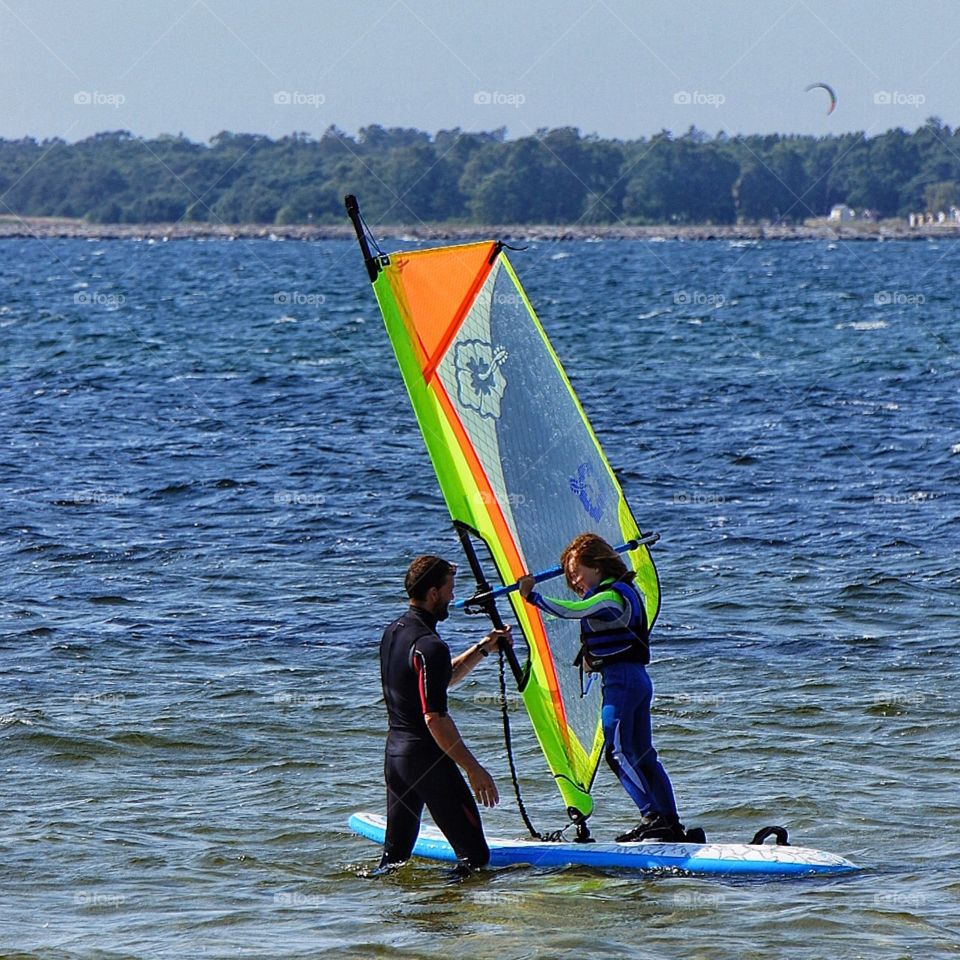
[2,236,959,959]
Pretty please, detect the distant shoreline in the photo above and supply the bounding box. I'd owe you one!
[2,215,959,242]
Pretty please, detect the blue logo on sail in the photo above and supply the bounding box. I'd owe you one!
[454,340,508,419]
[570,462,604,521]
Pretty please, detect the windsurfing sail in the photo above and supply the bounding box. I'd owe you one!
[346,197,660,823]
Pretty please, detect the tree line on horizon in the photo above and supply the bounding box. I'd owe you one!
[1,120,958,226]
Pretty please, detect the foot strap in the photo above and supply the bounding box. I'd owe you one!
[750,825,790,846]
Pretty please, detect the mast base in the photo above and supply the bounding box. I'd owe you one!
[568,807,595,844]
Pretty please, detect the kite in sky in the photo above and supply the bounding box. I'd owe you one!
[805,82,837,115]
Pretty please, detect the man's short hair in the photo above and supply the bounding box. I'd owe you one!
[405,555,457,600]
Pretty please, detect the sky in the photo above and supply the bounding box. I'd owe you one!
[1,0,957,144]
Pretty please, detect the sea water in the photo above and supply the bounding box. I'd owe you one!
[2,237,959,958]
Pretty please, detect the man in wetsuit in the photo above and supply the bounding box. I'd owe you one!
[378,554,512,873]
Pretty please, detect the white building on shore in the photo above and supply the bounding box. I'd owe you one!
[829,204,856,222]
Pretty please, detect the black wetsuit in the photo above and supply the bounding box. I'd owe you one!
[378,606,489,868]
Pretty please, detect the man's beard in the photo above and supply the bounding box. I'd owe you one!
[436,601,450,621]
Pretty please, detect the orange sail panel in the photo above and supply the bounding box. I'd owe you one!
[388,242,497,380]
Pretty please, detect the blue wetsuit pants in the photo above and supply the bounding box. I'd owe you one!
[600,661,678,820]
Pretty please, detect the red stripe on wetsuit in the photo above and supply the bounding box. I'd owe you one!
[413,649,430,714]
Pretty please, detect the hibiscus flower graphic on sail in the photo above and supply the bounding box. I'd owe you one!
[454,339,508,419]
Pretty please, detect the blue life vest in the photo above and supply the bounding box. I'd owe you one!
[574,579,650,670]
